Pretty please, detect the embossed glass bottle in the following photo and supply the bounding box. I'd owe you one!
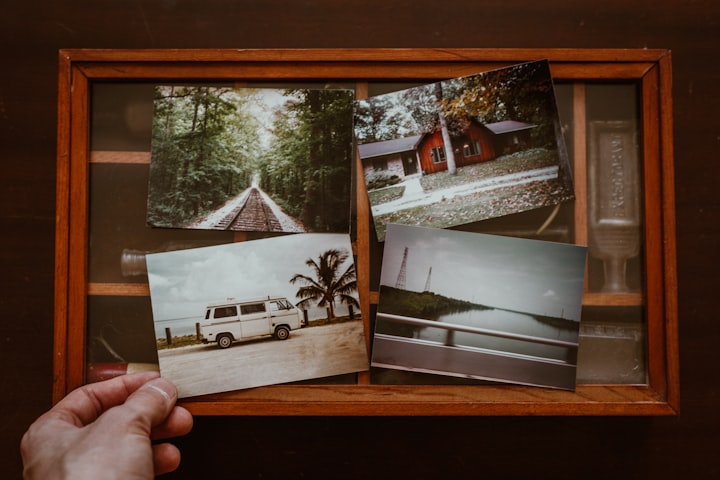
[587,120,641,293]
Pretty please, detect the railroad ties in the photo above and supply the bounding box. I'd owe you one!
[214,188,284,231]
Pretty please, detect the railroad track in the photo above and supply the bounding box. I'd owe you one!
[214,188,284,231]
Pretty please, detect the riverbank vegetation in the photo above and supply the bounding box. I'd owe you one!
[378,286,486,319]
[376,286,577,338]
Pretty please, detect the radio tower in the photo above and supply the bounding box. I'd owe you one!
[423,266,432,292]
[395,247,408,289]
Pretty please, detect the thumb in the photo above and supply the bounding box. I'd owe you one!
[120,377,178,429]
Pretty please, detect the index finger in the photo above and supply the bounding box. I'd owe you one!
[49,372,161,427]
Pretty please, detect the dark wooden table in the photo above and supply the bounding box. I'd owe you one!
[1,1,717,478]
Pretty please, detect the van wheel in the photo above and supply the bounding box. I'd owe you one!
[217,334,233,349]
[274,326,290,340]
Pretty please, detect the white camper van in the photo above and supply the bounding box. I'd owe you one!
[201,296,304,349]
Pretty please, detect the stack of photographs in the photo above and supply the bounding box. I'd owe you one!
[145,60,587,398]
[145,86,368,397]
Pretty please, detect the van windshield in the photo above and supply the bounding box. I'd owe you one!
[270,299,293,310]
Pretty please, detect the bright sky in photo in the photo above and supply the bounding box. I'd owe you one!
[381,224,587,321]
[146,233,356,322]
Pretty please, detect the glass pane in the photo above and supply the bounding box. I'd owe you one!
[87,82,358,384]
[576,306,646,384]
[579,83,647,384]
[86,295,159,376]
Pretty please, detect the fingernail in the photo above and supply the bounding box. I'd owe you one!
[143,378,175,402]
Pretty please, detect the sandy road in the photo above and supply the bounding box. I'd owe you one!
[158,320,368,398]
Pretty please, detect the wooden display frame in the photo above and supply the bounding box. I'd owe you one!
[54,48,678,415]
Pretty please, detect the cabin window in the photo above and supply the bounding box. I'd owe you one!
[431,146,446,163]
[213,306,237,319]
[463,140,481,156]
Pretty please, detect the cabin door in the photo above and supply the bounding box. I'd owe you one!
[402,153,418,175]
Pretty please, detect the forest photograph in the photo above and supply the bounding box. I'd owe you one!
[147,85,354,233]
[354,60,575,241]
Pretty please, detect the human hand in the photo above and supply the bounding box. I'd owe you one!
[21,372,193,479]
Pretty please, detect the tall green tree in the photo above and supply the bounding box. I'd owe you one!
[354,95,416,143]
[290,249,359,319]
[400,83,439,134]
[259,89,353,232]
[148,86,261,227]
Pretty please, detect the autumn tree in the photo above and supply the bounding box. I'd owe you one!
[353,61,558,165]
[440,61,557,147]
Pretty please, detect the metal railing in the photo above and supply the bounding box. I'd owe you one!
[373,312,580,389]
[376,312,578,359]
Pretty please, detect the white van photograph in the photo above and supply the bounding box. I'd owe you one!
[146,233,369,398]
[201,296,305,348]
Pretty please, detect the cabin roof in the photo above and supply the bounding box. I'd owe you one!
[358,134,423,159]
[483,120,536,135]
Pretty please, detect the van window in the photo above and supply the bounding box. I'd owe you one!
[213,306,237,319]
[240,303,266,315]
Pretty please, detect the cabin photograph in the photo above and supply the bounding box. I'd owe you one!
[354,60,575,241]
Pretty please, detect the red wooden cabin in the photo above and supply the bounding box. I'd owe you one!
[359,120,536,180]
[417,120,536,175]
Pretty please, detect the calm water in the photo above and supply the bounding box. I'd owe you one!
[417,309,579,361]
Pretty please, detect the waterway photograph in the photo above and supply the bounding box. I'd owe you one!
[372,224,587,390]
[146,85,354,233]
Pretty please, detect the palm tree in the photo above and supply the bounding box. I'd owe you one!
[290,248,359,319]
